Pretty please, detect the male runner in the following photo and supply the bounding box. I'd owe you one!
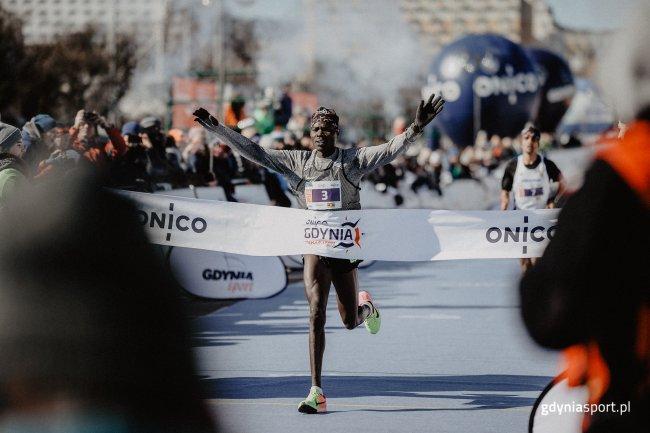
[500,125,565,272]
[193,93,444,413]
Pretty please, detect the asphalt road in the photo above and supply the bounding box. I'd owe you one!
[192,259,558,433]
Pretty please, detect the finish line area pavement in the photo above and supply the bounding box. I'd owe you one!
[192,259,557,433]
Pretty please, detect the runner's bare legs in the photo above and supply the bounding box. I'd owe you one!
[303,256,369,387]
[303,254,331,388]
[331,268,367,329]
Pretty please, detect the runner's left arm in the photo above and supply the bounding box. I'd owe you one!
[355,126,422,173]
[193,108,296,176]
[355,94,444,174]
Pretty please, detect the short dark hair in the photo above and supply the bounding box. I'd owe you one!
[310,107,339,133]
[521,125,541,141]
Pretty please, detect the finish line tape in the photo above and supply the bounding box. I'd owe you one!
[116,190,559,261]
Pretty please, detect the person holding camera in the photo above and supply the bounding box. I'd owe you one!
[69,109,127,172]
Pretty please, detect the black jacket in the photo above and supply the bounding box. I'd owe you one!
[520,158,649,431]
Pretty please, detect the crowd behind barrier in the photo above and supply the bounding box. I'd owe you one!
[1,84,598,209]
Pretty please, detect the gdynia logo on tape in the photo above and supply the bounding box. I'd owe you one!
[136,202,207,241]
[304,218,363,249]
[485,215,557,254]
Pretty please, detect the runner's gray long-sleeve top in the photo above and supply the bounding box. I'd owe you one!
[199,122,422,209]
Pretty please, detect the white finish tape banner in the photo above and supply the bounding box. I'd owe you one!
[116,190,560,261]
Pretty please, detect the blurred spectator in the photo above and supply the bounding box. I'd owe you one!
[183,126,212,186]
[51,124,71,151]
[500,137,516,160]
[559,132,582,148]
[409,148,443,196]
[69,109,127,172]
[273,83,293,128]
[210,139,238,202]
[139,116,185,186]
[0,173,216,433]
[109,121,152,191]
[224,95,247,130]
[521,6,650,430]
[253,99,275,135]
[21,114,57,170]
[168,128,187,152]
[286,108,310,139]
[425,123,442,150]
[0,121,27,207]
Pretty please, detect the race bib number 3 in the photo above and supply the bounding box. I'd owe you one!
[305,180,342,210]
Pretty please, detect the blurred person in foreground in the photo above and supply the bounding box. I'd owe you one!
[501,125,565,272]
[0,172,216,433]
[520,5,650,432]
[194,94,444,414]
[0,122,27,208]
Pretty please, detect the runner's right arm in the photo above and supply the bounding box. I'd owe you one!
[500,158,517,210]
[193,108,295,175]
[500,190,510,210]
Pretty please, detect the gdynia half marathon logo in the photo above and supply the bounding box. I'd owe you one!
[136,202,207,242]
[485,215,557,254]
[202,255,253,293]
[304,217,363,250]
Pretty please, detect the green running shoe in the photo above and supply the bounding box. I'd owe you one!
[298,386,327,414]
[359,291,380,334]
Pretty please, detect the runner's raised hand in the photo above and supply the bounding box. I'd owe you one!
[414,93,445,132]
[193,107,219,129]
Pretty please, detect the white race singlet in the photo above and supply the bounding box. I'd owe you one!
[513,155,551,210]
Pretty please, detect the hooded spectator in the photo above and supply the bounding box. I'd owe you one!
[21,113,57,170]
[0,122,28,207]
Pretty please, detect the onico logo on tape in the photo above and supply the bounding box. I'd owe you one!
[137,202,207,242]
[485,215,557,255]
